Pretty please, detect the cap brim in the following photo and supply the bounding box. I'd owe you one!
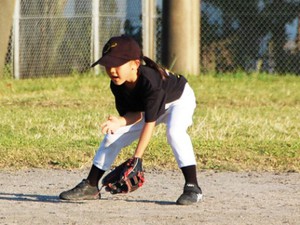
[91,55,129,68]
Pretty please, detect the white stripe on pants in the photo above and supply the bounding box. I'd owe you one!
[93,83,197,171]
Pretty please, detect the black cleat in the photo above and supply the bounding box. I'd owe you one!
[59,179,100,200]
[176,183,203,205]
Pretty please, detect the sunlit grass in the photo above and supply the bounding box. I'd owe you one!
[0,72,299,171]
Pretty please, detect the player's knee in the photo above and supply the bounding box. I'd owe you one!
[166,128,187,144]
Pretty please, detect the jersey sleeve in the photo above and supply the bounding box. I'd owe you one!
[141,74,167,122]
[143,87,166,122]
[110,82,127,116]
[115,97,126,116]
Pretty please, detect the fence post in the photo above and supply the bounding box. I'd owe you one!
[142,0,155,60]
[92,0,100,75]
[0,0,15,78]
[162,0,200,75]
[13,0,20,79]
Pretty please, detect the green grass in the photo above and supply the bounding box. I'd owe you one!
[0,73,299,172]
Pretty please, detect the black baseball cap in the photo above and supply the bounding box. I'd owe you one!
[91,35,142,68]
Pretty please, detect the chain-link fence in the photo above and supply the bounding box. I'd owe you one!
[5,0,156,79]
[3,0,300,78]
[201,0,300,75]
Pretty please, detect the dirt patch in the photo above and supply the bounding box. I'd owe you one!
[0,168,299,225]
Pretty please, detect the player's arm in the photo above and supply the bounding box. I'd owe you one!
[134,121,156,158]
[101,112,142,134]
[117,112,143,126]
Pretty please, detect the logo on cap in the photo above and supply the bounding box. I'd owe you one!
[103,42,118,54]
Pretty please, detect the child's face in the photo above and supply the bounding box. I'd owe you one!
[105,60,140,86]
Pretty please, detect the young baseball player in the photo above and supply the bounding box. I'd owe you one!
[59,35,202,205]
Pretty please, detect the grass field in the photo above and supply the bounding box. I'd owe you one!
[0,73,299,172]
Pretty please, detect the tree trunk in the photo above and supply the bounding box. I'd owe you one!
[297,12,300,51]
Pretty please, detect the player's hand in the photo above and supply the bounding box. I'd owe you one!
[101,115,122,134]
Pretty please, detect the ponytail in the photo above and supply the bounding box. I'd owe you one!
[142,56,169,80]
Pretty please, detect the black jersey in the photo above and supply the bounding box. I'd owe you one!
[110,65,187,122]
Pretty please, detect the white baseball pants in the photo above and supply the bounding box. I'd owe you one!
[93,83,197,170]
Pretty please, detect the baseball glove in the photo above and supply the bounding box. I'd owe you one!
[101,157,145,194]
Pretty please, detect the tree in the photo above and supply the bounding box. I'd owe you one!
[297,12,300,51]
[203,0,264,72]
[262,0,300,73]
[202,0,300,74]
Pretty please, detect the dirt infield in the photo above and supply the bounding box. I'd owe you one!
[0,168,299,225]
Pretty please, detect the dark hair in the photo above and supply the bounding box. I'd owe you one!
[142,56,169,80]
